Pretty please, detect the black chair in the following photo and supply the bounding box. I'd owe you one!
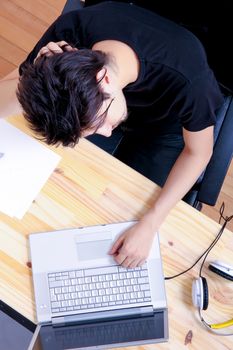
[62,0,233,211]
[62,0,84,12]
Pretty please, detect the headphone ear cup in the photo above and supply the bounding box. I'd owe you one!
[192,277,209,310]
[201,277,209,310]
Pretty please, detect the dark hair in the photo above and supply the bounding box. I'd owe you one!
[17,49,110,146]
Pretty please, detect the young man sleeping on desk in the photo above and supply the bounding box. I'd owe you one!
[4,2,223,268]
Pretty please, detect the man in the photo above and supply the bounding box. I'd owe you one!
[17,1,223,268]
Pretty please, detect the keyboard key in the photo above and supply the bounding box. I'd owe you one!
[101,302,108,307]
[144,290,151,297]
[85,277,92,283]
[99,275,106,282]
[99,289,105,296]
[92,276,98,282]
[109,295,116,302]
[140,284,150,291]
[75,270,84,278]
[74,306,81,310]
[106,275,112,281]
[69,271,76,278]
[96,296,103,303]
[116,280,123,287]
[51,301,61,308]
[52,308,60,313]
[137,292,144,298]
[140,270,148,277]
[60,307,67,312]
[103,295,110,302]
[61,301,68,307]
[84,266,118,276]
[110,281,117,287]
[133,285,140,292]
[50,295,57,302]
[88,297,96,304]
[138,277,149,284]
[71,292,78,299]
[49,280,64,288]
[75,285,82,292]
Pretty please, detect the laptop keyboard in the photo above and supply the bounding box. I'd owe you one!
[48,265,151,314]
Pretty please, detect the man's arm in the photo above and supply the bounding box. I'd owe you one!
[147,126,213,229]
[109,126,214,268]
[0,69,22,119]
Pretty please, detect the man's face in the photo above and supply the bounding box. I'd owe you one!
[82,89,128,138]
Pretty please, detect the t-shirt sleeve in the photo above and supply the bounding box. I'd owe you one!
[179,69,224,131]
[19,11,80,76]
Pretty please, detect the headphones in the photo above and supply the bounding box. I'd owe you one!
[165,203,233,336]
[192,260,233,335]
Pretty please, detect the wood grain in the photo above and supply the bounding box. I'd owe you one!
[0,0,65,77]
[0,114,232,350]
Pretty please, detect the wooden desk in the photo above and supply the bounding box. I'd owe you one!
[1,115,233,350]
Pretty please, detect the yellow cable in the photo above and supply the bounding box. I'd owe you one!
[210,319,233,329]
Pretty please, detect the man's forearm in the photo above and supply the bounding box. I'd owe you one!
[0,68,22,118]
[145,148,212,231]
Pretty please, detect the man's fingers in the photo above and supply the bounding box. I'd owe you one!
[127,259,139,269]
[137,259,146,267]
[114,252,127,265]
[56,40,69,47]
[34,41,77,63]
[60,44,77,52]
[108,235,124,255]
[46,42,64,53]
[39,47,50,55]
[121,256,134,268]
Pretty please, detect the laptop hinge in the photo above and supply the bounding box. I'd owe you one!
[52,306,154,327]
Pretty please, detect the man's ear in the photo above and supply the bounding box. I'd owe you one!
[96,67,113,94]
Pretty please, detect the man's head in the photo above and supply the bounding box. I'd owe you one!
[17,49,127,146]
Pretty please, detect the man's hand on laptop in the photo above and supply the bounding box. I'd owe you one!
[108,214,156,268]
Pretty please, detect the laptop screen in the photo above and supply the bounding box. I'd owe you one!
[0,300,35,350]
[30,312,166,349]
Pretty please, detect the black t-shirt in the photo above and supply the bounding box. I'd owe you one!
[19,1,223,135]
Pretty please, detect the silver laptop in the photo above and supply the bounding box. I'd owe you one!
[28,221,168,349]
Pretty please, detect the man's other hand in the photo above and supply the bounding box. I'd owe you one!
[34,41,78,63]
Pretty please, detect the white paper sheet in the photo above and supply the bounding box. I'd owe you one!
[0,120,61,218]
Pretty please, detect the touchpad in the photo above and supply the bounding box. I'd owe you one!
[75,232,113,262]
